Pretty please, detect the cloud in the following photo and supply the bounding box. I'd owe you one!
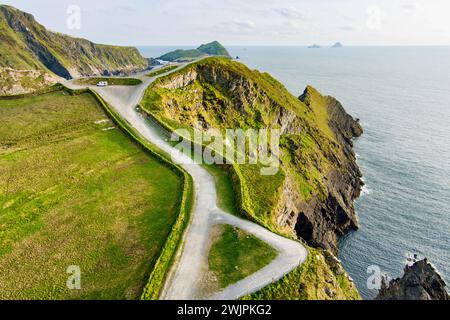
[274,7,311,21]
[208,21,256,34]
[400,2,421,12]
[366,5,382,30]
[338,25,356,32]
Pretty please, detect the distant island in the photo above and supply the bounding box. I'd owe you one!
[308,43,343,49]
[157,41,231,62]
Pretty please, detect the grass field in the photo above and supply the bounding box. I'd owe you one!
[0,90,183,300]
[74,77,142,86]
[208,225,277,289]
[147,66,178,77]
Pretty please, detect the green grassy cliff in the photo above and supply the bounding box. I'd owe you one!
[0,5,149,95]
[140,57,363,299]
[141,57,363,252]
[157,41,230,62]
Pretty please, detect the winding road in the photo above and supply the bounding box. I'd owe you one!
[63,61,307,300]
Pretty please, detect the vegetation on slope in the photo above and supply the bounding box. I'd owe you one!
[158,49,207,62]
[157,41,230,62]
[243,247,361,300]
[75,77,142,86]
[208,225,277,289]
[0,89,184,299]
[147,65,179,77]
[0,5,149,95]
[141,57,339,233]
[197,41,231,57]
[140,57,362,299]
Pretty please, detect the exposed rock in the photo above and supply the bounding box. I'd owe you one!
[159,69,198,89]
[376,259,450,300]
[0,67,60,96]
[149,58,162,67]
[288,87,363,253]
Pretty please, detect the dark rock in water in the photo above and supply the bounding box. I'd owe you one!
[149,58,162,66]
[376,259,450,300]
[308,44,321,49]
[332,42,343,48]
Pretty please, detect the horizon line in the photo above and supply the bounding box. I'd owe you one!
[135,44,450,47]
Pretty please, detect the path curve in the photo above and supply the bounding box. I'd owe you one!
[63,61,307,300]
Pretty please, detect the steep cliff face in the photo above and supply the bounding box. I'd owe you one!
[291,87,363,252]
[142,57,363,254]
[376,259,450,300]
[0,5,149,95]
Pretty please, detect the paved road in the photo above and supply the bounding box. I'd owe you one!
[63,62,307,300]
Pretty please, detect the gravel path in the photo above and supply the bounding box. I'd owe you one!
[63,62,307,300]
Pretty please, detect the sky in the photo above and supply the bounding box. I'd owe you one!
[2,0,450,46]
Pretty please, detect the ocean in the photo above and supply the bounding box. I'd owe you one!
[138,46,450,299]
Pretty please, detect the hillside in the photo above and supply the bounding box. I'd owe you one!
[198,41,230,56]
[141,57,363,254]
[0,5,149,95]
[157,41,230,62]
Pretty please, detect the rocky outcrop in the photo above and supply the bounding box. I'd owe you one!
[0,67,60,96]
[289,87,363,253]
[159,69,198,89]
[376,259,450,300]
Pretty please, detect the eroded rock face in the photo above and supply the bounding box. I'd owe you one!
[287,87,363,253]
[0,67,60,96]
[376,259,450,300]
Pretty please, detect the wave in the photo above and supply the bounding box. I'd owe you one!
[361,184,371,196]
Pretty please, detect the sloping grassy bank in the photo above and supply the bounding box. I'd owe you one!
[242,247,360,300]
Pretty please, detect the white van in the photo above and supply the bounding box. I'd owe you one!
[96,81,108,87]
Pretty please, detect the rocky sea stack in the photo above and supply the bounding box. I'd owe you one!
[376,259,450,300]
[332,42,344,48]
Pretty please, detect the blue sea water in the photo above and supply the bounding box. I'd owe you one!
[138,46,450,299]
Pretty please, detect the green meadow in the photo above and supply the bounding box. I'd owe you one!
[0,90,183,299]
[208,225,277,289]
[74,77,142,86]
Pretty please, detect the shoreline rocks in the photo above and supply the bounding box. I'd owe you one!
[376,258,450,300]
